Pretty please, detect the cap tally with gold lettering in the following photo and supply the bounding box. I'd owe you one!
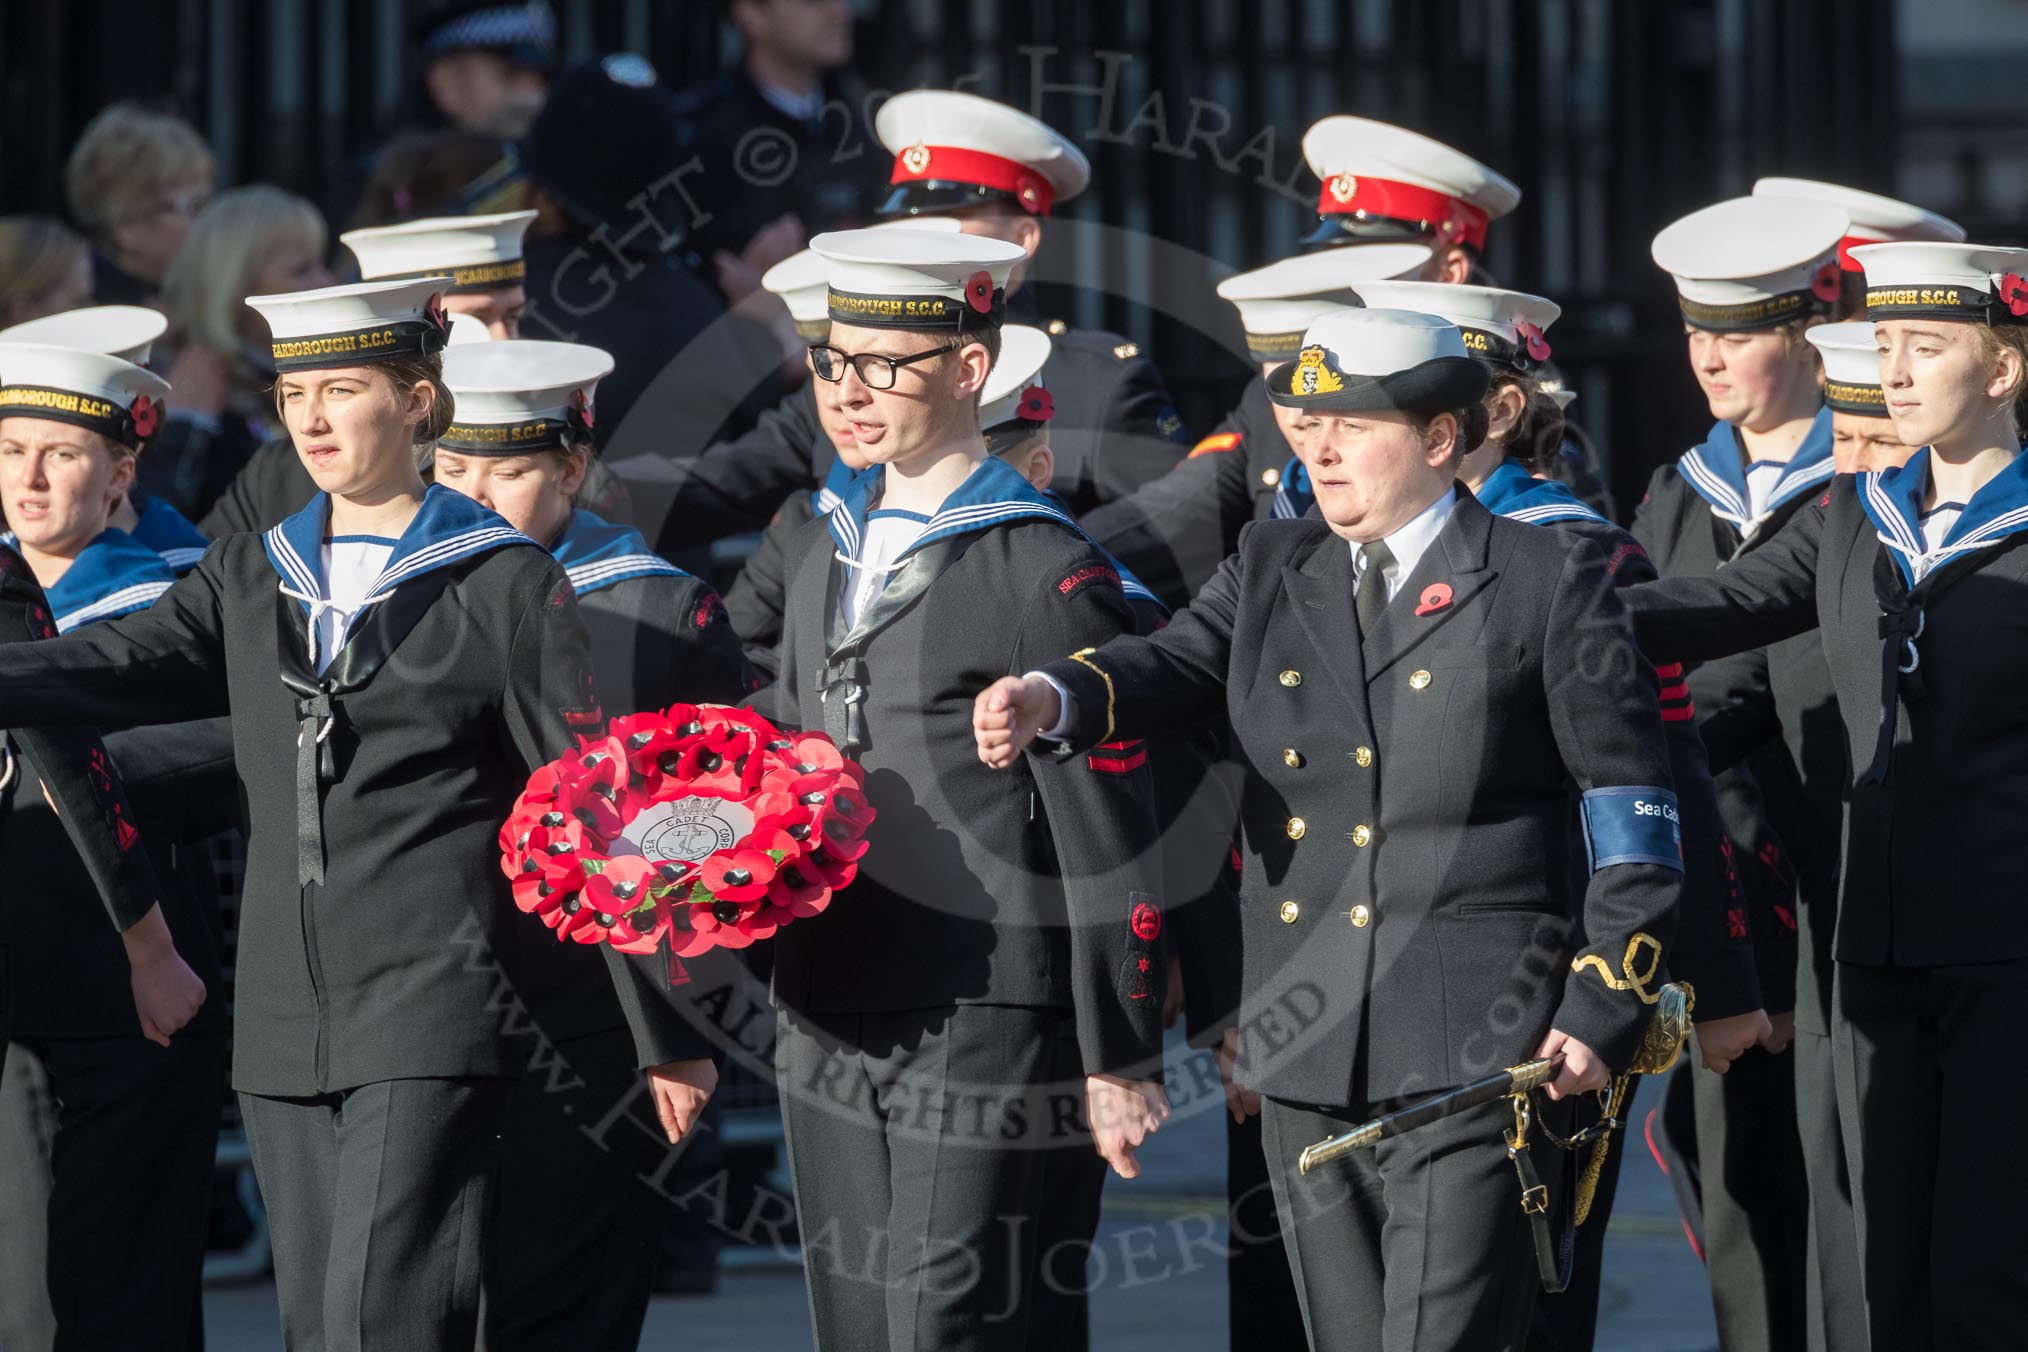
[1651,197,1850,332]
[1216,243,1431,365]
[0,305,168,366]
[1300,116,1520,251]
[979,325,1054,441]
[1339,280,1561,374]
[763,219,964,343]
[0,341,170,451]
[1266,308,1489,414]
[437,339,613,455]
[874,89,1090,218]
[248,277,455,372]
[341,210,536,294]
[1752,178,1965,272]
[1849,241,2028,326]
[810,228,1026,332]
[1807,322,1887,416]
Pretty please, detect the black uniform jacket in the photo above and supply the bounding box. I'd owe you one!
[0,548,163,963]
[0,487,632,1094]
[753,457,1169,1077]
[1081,374,1293,608]
[1039,491,1685,1108]
[1631,424,1839,1015]
[1625,458,2028,970]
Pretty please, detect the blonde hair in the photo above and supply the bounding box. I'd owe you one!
[64,104,215,243]
[162,186,327,355]
[1970,324,2028,438]
[275,354,455,446]
[0,216,89,323]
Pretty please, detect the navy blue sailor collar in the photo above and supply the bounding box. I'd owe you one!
[127,493,210,574]
[1861,445,2028,586]
[263,482,530,635]
[1676,406,1835,537]
[1271,455,1313,521]
[811,455,857,516]
[1474,456,1611,527]
[549,508,689,598]
[824,455,1160,608]
[38,528,177,633]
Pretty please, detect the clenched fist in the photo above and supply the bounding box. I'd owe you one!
[972,675,1063,768]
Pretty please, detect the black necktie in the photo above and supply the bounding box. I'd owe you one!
[1356,540,1395,635]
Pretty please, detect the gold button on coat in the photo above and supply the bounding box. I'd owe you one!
[1263,467,1282,487]
[1351,825,1372,847]
[1354,746,1374,767]
[1409,669,1432,690]
[1350,904,1372,928]
[1283,748,1304,768]
[1279,900,1300,924]
[1279,669,1302,688]
[1286,817,1307,840]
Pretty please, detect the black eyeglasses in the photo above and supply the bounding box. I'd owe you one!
[807,341,959,390]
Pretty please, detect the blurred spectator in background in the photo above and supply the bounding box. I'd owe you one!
[676,0,884,301]
[63,103,214,308]
[416,1,556,138]
[0,217,94,325]
[516,58,786,462]
[350,127,511,232]
[149,186,333,519]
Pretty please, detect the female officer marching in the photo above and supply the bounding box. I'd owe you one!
[1622,240,2028,1352]
[0,276,710,1349]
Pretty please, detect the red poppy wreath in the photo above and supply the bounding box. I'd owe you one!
[499,705,872,974]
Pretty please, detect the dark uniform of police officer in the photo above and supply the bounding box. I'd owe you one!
[998,308,1684,1352]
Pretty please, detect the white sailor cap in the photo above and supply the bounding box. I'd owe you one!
[0,342,171,451]
[1850,241,2028,326]
[875,89,1090,218]
[809,228,1027,332]
[1266,308,1489,413]
[1300,116,1520,250]
[1651,198,1850,331]
[763,219,964,342]
[0,306,169,367]
[1333,280,1561,374]
[341,210,536,294]
[978,325,1054,435]
[1215,243,1432,365]
[437,339,613,455]
[446,312,491,347]
[248,277,454,372]
[1752,178,1965,272]
[1805,322,1887,417]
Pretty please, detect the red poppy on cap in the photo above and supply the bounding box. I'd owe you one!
[128,394,159,440]
[424,292,450,333]
[569,388,596,431]
[965,271,995,314]
[1516,323,1552,364]
[1018,386,1055,421]
[2001,273,2028,318]
[1811,262,1843,305]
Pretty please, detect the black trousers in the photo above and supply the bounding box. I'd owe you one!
[0,1032,225,1352]
[1692,1044,1810,1350]
[1028,1024,1105,1352]
[774,1003,1061,1352]
[1259,1094,1541,1352]
[1526,1094,1630,1352]
[485,1028,686,1351]
[1834,958,2028,1351]
[240,1076,510,1352]
[1226,1110,1309,1352]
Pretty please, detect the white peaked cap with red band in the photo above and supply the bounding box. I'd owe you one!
[763,218,964,330]
[875,89,1091,216]
[1651,198,1850,332]
[1752,178,1965,272]
[0,305,168,366]
[1300,116,1520,250]
[440,339,613,426]
[978,325,1053,431]
[0,341,170,450]
[1336,280,1561,371]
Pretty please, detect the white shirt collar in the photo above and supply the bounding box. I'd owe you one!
[1350,486,1457,600]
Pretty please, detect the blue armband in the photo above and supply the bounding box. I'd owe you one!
[1580,787,1684,872]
